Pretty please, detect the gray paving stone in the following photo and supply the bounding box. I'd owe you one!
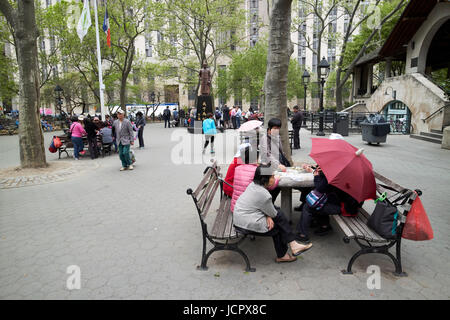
[0,125,449,299]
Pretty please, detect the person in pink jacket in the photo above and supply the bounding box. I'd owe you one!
[70,115,87,160]
[230,146,280,212]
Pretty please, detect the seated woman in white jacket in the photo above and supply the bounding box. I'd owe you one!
[233,164,313,263]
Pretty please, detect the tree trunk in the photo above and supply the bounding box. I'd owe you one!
[13,0,47,168]
[120,76,127,113]
[335,69,343,111]
[264,0,293,164]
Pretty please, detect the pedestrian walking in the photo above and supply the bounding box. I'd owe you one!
[231,106,237,129]
[291,106,303,149]
[214,107,222,128]
[135,111,146,148]
[236,106,242,129]
[202,113,217,154]
[113,109,135,171]
[163,106,171,128]
[173,108,179,127]
[222,104,230,129]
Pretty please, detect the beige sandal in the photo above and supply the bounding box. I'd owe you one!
[275,255,297,263]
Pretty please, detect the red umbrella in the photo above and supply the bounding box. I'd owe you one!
[309,138,376,202]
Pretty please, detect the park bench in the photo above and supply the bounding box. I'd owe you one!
[186,160,256,272]
[332,171,421,276]
[56,134,75,159]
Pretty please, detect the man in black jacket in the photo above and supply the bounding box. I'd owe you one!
[290,106,303,149]
[84,117,100,159]
[163,106,171,128]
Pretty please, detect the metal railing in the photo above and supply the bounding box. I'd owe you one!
[303,111,375,134]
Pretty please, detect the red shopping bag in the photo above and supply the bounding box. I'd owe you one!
[402,192,433,241]
[53,136,62,148]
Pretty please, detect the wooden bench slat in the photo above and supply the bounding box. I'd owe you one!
[344,215,376,241]
[332,215,355,239]
[194,168,214,199]
[223,199,236,239]
[374,171,406,192]
[210,196,230,238]
[197,174,217,211]
[200,179,220,220]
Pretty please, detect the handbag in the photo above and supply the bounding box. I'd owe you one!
[306,190,328,211]
[367,198,399,239]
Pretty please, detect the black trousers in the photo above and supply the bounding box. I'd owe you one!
[203,135,215,148]
[138,127,144,147]
[235,209,296,258]
[269,187,281,204]
[164,118,171,128]
[296,202,341,237]
[87,136,98,159]
[293,126,301,148]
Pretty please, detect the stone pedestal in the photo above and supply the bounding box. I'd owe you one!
[441,126,450,150]
[196,95,213,121]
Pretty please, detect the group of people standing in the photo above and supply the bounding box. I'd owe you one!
[68,109,146,171]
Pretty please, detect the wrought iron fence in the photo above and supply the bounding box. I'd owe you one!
[303,111,375,134]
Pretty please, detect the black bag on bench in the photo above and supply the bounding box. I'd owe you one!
[367,200,399,239]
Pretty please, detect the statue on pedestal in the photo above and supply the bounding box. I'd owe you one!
[199,61,211,96]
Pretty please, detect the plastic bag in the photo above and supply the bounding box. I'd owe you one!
[402,192,433,241]
[53,136,62,148]
[48,139,57,153]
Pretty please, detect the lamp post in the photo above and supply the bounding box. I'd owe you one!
[317,57,330,136]
[54,84,63,117]
[302,69,310,126]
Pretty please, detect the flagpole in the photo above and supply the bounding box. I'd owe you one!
[93,0,106,120]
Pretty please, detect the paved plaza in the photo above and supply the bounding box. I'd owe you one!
[0,124,449,300]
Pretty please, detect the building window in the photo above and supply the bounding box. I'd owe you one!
[157,31,163,43]
[52,65,58,79]
[145,33,152,57]
[50,36,55,52]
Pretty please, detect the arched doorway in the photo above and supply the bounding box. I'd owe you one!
[382,101,412,134]
[425,19,450,75]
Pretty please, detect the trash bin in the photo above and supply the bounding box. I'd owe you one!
[361,114,390,144]
[333,112,349,136]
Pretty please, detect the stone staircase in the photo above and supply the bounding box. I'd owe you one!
[410,129,443,144]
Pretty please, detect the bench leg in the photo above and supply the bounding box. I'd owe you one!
[342,240,407,277]
[197,240,256,272]
[197,229,209,271]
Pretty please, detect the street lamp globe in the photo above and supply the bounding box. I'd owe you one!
[302,69,310,85]
[318,57,330,79]
[54,84,63,94]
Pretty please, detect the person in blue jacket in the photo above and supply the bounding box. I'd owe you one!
[202,113,217,154]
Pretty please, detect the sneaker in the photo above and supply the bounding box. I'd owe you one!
[314,225,333,236]
[128,165,134,170]
[120,167,127,171]
[74,158,79,161]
